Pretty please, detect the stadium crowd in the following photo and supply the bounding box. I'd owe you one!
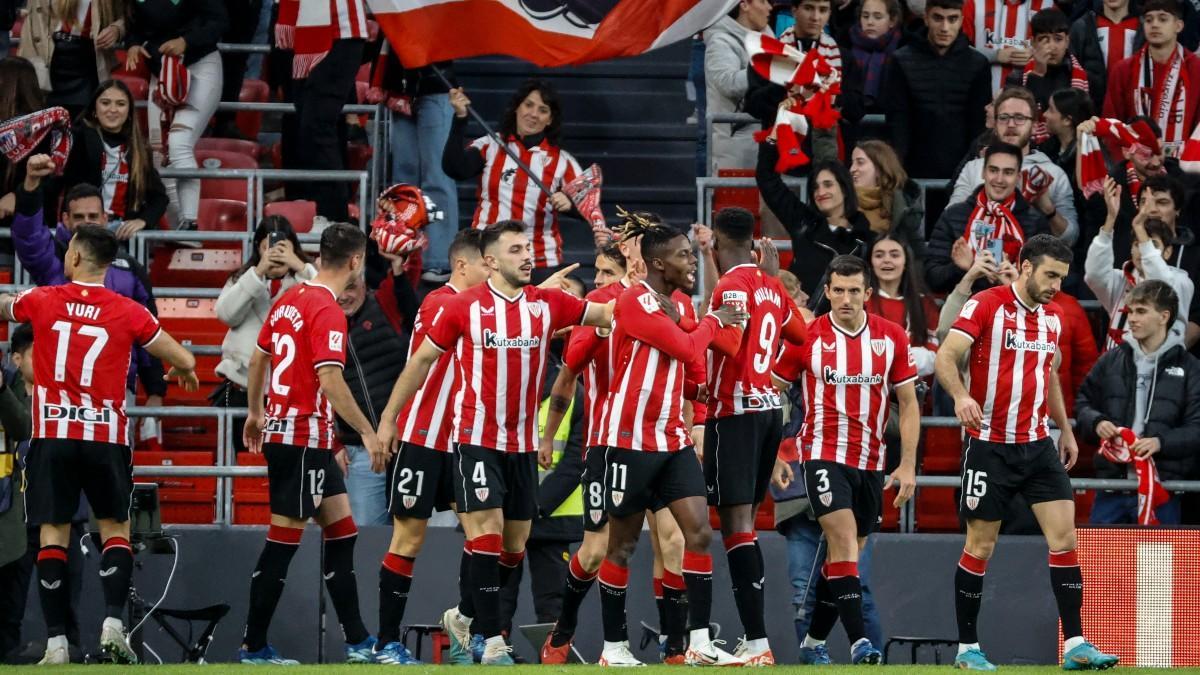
[0,0,1198,667]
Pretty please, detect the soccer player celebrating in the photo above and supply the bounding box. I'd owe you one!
[594,218,748,667]
[703,207,807,666]
[771,255,919,665]
[0,226,199,665]
[370,229,491,665]
[379,220,613,665]
[239,224,384,665]
[935,234,1119,671]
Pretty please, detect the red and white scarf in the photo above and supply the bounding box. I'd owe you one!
[0,107,74,175]
[746,33,841,172]
[153,54,190,166]
[961,190,1025,263]
[1022,54,1088,144]
[1099,426,1171,525]
[1078,118,1143,198]
[1134,44,1189,149]
[288,0,366,79]
[1104,261,1139,350]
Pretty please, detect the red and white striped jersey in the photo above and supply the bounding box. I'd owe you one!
[100,142,129,218]
[12,282,161,444]
[706,264,807,418]
[396,283,463,453]
[949,284,1063,444]
[1095,15,1139,76]
[563,279,629,447]
[426,280,595,453]
[600,282,719,453]
[774,313,916,471]
[330,0,368,40]
[467,135,582,268]
[255,282,348,450]
[963,0,1057,91]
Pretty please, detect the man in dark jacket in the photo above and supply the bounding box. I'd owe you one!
[1069,0,1141,109]
[1004,9,1102,117]
[883,0,991,179]
[925,143,1050,292]
[1075,280,1200,524]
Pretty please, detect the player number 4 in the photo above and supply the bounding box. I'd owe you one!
[964,469,988,498]
[51,321,109,387]
[472,461,487,486]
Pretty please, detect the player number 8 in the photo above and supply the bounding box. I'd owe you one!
[588,482,603,508]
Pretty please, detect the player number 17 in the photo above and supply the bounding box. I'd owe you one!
[51,321,109,387]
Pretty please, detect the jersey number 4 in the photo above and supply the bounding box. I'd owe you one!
[51,321,109,386]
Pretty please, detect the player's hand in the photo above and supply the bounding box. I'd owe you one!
[690,425,705,460]
[449,87,471,118]
[756,238,780,276]
[377,421,399,456]
[1132,436,1161,459]
[23,154,55,191]
[243,413,265,454]
[771,458,794,490]
[1059,431,1079,470]
[165,366,199,392]
[363,432,388,473]
[538,437,555,469]
[885,461,917,508]
[1094,420,1120,441]
[335,448,349,476]
[954,394,984,430]
[550,191,572,212]
[536,263,581,291]
[711,304,749,328]
[158,37,187,56]
[656,293,681,323]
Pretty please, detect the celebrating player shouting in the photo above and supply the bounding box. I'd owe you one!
[379,220,613,665]
[239,224,383,665]
[935,235,1118,671]
[772,255,919,666]
[594,218,748,667]
[704,207,807,666]
[0,225,199,665]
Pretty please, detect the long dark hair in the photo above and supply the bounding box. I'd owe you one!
[0,58,46,193]
[500,78,564,146]
[808,160,860,221]
[81,80,158,212]
[866,234,930,346]
[230,215,310,282]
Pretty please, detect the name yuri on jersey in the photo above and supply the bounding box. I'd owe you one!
[66,303,101,321]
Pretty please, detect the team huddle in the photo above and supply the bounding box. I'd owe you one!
[5,208,1120,669]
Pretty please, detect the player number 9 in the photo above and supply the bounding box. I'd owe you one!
[752,314,778,375]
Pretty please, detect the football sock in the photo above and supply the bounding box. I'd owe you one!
[551,553,597,644]
[322,517,369,645]
[725,531,767,640]
[598,559,629,643]
[825,562,866,644]
[99,537,134,620]
[806,572,840,641]
[652,577,665,632]
[955,550,988,645]
[682,551,714,633]
[498,549,525,586]
[1049,550,1084,641]
[469,534,503,638]
[37,546,70,638]
[457,541,475,619]
[662,570,688,656]
[244,525,302,651]
[378,553,414,645]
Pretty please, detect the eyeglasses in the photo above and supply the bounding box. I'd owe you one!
[996,113,1034,125]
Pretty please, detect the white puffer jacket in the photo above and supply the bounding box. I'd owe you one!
[214,264,317,387]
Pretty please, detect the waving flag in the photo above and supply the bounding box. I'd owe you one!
[368,0,737,68]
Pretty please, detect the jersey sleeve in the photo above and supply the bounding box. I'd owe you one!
[424,294,465,353]
[948,291,991,342]
[618,289,720,363]
[308,301,349,370]
[544,288,590,332]
[563,325,604,373]
[8,286,45,324]
[772,340,807,382]
[889,323,919,388]
[131,302,163,346]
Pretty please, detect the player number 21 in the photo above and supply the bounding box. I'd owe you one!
[51,321,109,387]
[396,468,425,495]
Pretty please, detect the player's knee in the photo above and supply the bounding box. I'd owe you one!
[1049,529,1077,553]
[608,538,638,566]
[964,537,996,561]
[683,524,711,552]
[578,542,606,571]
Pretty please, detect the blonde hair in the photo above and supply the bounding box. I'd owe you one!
[855,140,908,220]
[51,0,121,35]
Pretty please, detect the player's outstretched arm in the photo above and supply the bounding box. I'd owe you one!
[580,299,615,329]
[887,381,920,507]
[935,331,982,430]
[244,349,269,453]
[318,365,385,472]
[539,364,579,469]
[377,340,441,453]
[145,331,199,392]
[0,294,15,322]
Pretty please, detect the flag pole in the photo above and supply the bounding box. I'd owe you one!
[430,64,556,198]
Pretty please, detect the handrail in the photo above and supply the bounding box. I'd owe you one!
[134,100,382,115]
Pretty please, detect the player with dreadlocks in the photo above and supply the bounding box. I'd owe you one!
[591,215,749,666]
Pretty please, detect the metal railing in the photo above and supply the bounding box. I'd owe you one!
[704,111,888,178]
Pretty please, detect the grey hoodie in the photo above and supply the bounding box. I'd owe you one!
[1127,330,1184,437]
[703,16,773,173]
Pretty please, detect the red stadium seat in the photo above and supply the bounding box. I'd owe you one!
[196,150,257,202]
[263,200,317,232]
[922,427,963,474]
[237,79,270,140]
[150,245,243,288]
[113,73,150,131]
[196,137,260,161]
[915,486,961,533]
[346,142,372,171]
[134,451,217,524]
[197,197,249,233]
[234,452,271,524]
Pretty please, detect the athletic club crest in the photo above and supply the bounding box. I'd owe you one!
[819,492,832,507]
[611,490,624,506]
[403,495,417,509]
[966,496,979,510]
[528,303,542,318]
[475,487,490,502]
[589,509,603,524]
[871,339,886,357]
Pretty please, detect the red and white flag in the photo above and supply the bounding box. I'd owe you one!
[367,0,737,68]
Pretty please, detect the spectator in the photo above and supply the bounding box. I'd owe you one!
[125,0,228,230]
[961,0,1059,92]
[936,250,1019,342]
[927,142,1050,292]
[866,235,940,377]
[1069,0,1140,109]
[1102,0,1200,158]
[334,253,416,526]
[848,0,902,113]
[442,80,582,278]
[0,326,32,661]
[60,79,168,242]
[850,140,926,260]
[1084,188,1193,346]
[213,216,316,452]
[367,48,460,283]
[15,0,124,116]
[744,0,865,161]
[276,0,367,221]
[704,0,773,174]
[950,87,1078,244]
[12,155,168,430]
[777,269,815,323]
[1055,290,1101,418]
[1040,88,1093,286]
[1003,9,1098,142]
[211,0,263,139]
[1076,280,1200,525]
[883,0,991,179]
[757,139,873,299]
[0,58,47,224]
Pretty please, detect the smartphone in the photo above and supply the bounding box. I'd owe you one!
[986,237,1005,264]
[268,230,286,248]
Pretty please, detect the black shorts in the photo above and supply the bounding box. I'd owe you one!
[960,436,1072,522]
[582,446,608,531]
[603,446,706,518]
[24,439,132,524]
[388,442,455,519]
[264,443,347,520]
[453,444,538,521]
[704,409,783,506]
[803,459,883,538]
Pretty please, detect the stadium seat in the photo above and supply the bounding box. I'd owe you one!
[234,452,271,525]
[150,247,243,289]
[921,427,963,474]
[236,79,270,141]
[113,73,151,131]
[346,142,373,171]
[711,168,761,224]
[196,150,257,202]
[263,200,317,232]
[134,451,217,524]
[196,137,260,161]
[915,486,961,533]
[197,197,250,233]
